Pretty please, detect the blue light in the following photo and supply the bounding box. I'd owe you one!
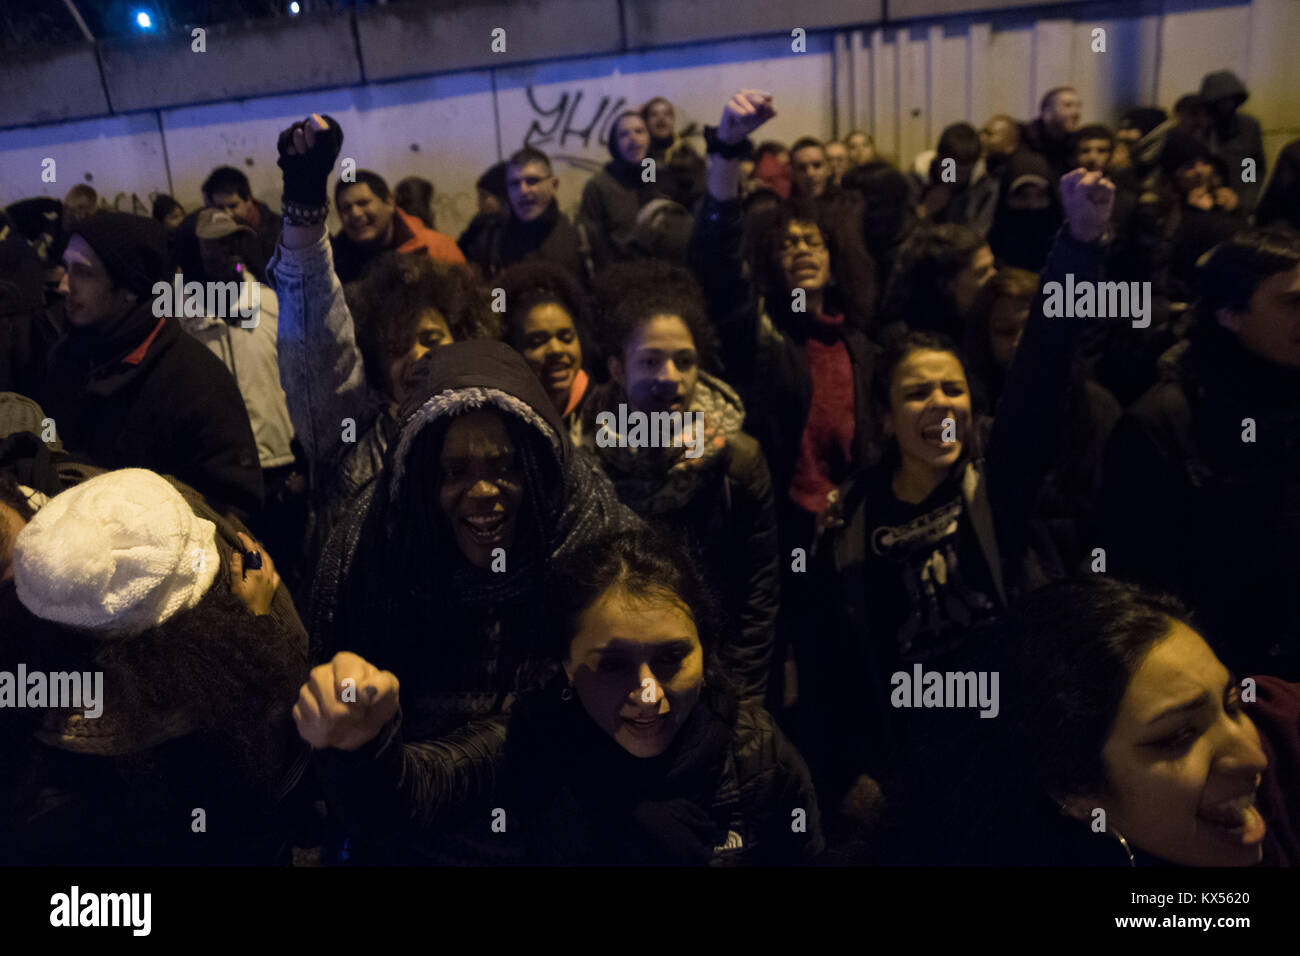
[289,1,300,13]
[135,11,153,29]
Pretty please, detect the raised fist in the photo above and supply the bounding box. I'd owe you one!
[718,90,776,145]
[1059,168,1115,244]
[276,112,344,208]
[293,651,400,752]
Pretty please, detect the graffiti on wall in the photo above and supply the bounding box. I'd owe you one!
[522,84,629,172]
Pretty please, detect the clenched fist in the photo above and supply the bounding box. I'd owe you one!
[718,90,776,145]
[276,112,344,208]
[1059,168,1115,244]
[293,651,400,751]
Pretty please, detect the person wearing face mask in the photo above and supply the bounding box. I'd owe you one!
[581,261,780,708]
[987,148,1064,272]
[577,111,669,273]
[267,115,500,579]
[690,90,878,717]
[297,339,637,863]
[887,578,1297,867]
[807,166,1115,825]
[294,526,820,865]
[498,260,593,445]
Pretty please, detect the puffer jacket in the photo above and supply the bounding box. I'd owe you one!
[495,684,824,865]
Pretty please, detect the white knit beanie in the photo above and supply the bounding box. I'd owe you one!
[13,468,221,636]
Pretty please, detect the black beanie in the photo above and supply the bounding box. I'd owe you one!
[70,212,170,299]
[1160,128,1214,177]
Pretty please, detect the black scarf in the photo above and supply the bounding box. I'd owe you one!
[506,683,737,865]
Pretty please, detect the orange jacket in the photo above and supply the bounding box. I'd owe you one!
[394,208,467,266]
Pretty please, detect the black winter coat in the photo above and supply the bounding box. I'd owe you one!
[24,302,262,522]
[689,194,878,510]
[808,228,1103,797]
[1101,329,1300,679]
[315,686,824,866]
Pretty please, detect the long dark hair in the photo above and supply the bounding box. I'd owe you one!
[880,577,1192,864]
[0,580,308,809]
[879,223,986,339]
[527,526,736,701]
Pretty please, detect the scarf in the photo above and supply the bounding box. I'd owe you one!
[508,682,737,865]
[590,371,745,516]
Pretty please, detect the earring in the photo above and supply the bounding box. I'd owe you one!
[1110,827,1136,867]
[560,683,574,702]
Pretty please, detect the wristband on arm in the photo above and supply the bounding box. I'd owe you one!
[704,125,754,160]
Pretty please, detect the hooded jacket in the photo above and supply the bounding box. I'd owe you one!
[1199,70,1265,212]
[307,340,638,861]
[578,129,670,273]
[582,372,780,706]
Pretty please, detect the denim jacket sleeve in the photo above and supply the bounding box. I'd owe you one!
[266,234,374,493]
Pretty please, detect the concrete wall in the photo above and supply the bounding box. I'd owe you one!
[3,0,1296,241]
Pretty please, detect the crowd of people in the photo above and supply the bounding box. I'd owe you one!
[1,69,1298,867]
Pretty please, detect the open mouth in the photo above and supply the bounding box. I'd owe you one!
[621,715,664,737]
[543,363,573,384]
[461,511,508,545]
[920,423,955,446]
[1198,793,1267,844]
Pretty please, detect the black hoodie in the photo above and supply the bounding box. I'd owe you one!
[308,341,638,861]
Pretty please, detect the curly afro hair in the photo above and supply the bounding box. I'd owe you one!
[344,251,501,397]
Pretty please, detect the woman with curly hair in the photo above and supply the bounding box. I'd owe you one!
[497,260,594,443]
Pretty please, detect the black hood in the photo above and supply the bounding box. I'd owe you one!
[367,339,633,611]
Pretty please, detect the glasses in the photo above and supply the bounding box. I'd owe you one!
[780,233,825,253]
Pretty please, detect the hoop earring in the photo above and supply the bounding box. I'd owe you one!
[1110,826,1136,867]
[560,684,574,702]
